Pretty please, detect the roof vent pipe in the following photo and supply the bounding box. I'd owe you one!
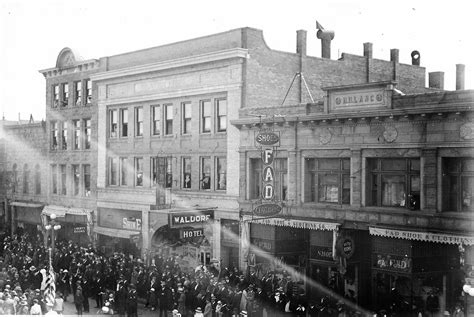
[316,21,334,59]
[456,64,465,90]
[390,49,399,63]
[363,43,373,59]
[429,71,444,90]
[411,50,420,66]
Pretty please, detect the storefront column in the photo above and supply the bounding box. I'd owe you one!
[141,209,149,260]
[213,218,221,264]
[240,220,250,270]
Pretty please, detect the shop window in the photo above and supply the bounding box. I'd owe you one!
[165,104,173,135]
[443,157,474,212]
[85,79,92,104]
[72,164,80,196]
[216,157,226,190]
[52,84,60,108]
[109,109,118,138]
[121,108,128,137]
[182,157,191,189]
[135,158,143,187]
[51,121,58,150]
[201,100,211,133]
[305,158,350,204]
[182,102,192,135]
[83,164,91,197]
[61,83,69,107]
[60,164,67,195]
[61,122,68,150]
[216,98,227,132]
[120,158,128,186]
[75,80,82,106]
[109,158,118,186]
[165,157,172,188]
[367,158,420,209]
[83,119,91,150]
[51,164,57,194]
[152,105,161,136]
[135,107,143,137]
[201,157,211,190]
[22,164,29,194]
[34,164,41,195]
[73,120,81,150]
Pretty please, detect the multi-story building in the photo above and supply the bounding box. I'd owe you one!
[232,30,474,313]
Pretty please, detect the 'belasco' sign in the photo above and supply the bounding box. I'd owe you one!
[169,210,214,228]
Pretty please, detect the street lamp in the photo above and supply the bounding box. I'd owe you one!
[44,213,61,253]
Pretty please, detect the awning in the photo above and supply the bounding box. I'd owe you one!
[369,226,474,246]
[246,217,339,231]
[42,205,93,217]
[11,202,43,208]
[93,226,140,239]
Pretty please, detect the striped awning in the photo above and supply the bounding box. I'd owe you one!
[246,217,339,231]
[42,205,92,217]
[369,227,474,246]
[93,226,139,239]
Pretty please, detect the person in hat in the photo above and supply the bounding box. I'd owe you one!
[45,302,59,316]
[53,292,64,315]
[194,307,204,317]
[30,298,42,315]
[74,285,84,315]
[204,298,213,317]
[177,287,186,315]
[126,284,138,317]
[17,297,30,315]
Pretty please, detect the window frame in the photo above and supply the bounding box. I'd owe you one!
[135,157,144,187]
[442,157,474,212]
[110,109,118,138]
[52,84,60,108]
[51,164,58,195]
[61,122,68,150]
[73,119,81,150]
[151,105,161,136]
[83,119,91,149]
[22,164,29,194]
[165,104,173,135]
[201,157,211,190]
[60,164,67,195]
[120,157,128,186]
[216,98,227,132]
[34,164,41,195]
[72,164,80,196]
[85,79,92,105]
[74,80,82,106]
[51,121,58,150]
[216,157,227,191]
[135,106,143,137]
[182,102,192,135]
[201,100,212,134]
[83,164,91,197]
[109,157,119,186]
[61,83,69,107]
[182,157,192,189]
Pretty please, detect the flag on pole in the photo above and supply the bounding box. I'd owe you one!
[44,248,56,306]
[316,20,325,30]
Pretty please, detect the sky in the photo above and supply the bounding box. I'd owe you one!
[1,0,473,122]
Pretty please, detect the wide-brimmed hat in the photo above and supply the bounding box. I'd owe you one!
[29,266,36,271]
[195,307,202,313]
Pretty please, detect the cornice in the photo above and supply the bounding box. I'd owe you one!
[38,59,100,78]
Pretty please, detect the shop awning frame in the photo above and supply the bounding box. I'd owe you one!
[93,226,140,239]
[42,205,93,217]
[11,202,43,208]
[245,216,340,231]
[369,226,474,246]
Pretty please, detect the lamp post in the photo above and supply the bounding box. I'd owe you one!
[44,213,61,254]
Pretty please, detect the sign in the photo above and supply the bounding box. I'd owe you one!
[370,227,474,246]
[122,217,142,230]
[250,238,274,253]
[180,228,204,239]
[337,236,355,259]
[374,254,411,273]
[255,131,280,146]
[73,226,86,234]
[330,88,386,110]
[310,245,333,261]
[248,217,339,231]
[253,204,282,217]
[170,210,214,228]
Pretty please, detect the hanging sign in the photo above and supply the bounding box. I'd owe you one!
[255,131,280,146]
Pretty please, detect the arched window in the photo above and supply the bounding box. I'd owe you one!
[35,164,41,195]
[12,164,18,193]
[23,164,29,194]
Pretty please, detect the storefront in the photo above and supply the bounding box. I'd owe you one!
[220,219,240,270]
[370,227,472,315]
[13,201,44,236]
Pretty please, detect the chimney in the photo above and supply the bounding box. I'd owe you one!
[429,72,445,90]
[390,49,399,63]
[296,30,307,56]
[411,50,420,66]
[317,29,335,59]
[456,64,465,90]
[363,42,373,59]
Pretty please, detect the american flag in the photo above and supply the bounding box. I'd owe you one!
[44,248,56,306]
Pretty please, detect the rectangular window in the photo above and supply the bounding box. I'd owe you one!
[201,157,211,190]
[110,109,118,137]
[201,100,211,133]
[61,83,69,107]
[151,157,157,186]
[83,119,91,149]
[73,120,81,150]
[368,158,420,209]
[135,107,143,137]
[135,158,143,186]
[305,158,350,204]
[121,109,128,137]
[217,99,227,132]
[183,157,191,189]
[120,158,128,186]
[86,79,92,104]
[109,157,118,186]
[152,105,161,136]
[165,158,172,188]
[276,159,288,201]
[250,159,262,199]
[61,122,68,150]
[75,81,82,106]
[35,164,41,195]
[83,164,91,196]
[53,85,59,108]
[51,165,58,194]
[182,102,192,134]
[72,164,80,196]
[443,157,474,212]
[23,164,29,194]
[60,164,67,195]
[217,157,227,190]
[165,104,173,135]
[51,121,58,150]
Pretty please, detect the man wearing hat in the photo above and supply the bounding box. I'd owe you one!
[194,307,204,317]
[126,284,138,317]
[74,284,84,315]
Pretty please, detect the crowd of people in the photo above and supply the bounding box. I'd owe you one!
[0,230,364,316]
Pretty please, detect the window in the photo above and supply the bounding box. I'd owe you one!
[121,109,128,137]
[86,79,92,104]
[151,157,157,186]
[217,99,227,132]
[367,158,420,209]
[135,158,143,186]
[183,157,191,189]
[305,158,350,204]
[201,100,211,133]
[216,157,227,190]
[53,85,59,108]
[201,157,211,190]
[109,158,118,186]
[61,83,69,107]
[51,121,58,150]
[83,119,91,149]
[22,164,29,194]
[34,164,41,195]
[165,158,172,188]
[110,109,118,137]
[250,158,288,200]
[83,164,91,196]
[165,104,173,135]
[51,164,58,194]
[72,165,80,196]
[135,107,143,137]
[152,105,161,136]
[120,158,128,186]
[250,159,261,199]
[61,122,68,150]
[60,164,67,195]
[443,158,474,212]
[182,102,192,134]
[73,120,81,150]
[12,164,18,193]
[75,81,82,106]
